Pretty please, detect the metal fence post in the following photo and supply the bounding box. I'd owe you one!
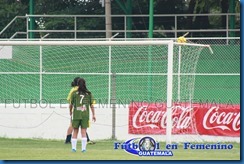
[111,72,116,140]
[74,16,77,39]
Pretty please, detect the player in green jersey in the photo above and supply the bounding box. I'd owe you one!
[65,77,95,145]
[70,78,96,152]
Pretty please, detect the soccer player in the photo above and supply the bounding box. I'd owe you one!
[65,77,95,145]
[70,78,96,152]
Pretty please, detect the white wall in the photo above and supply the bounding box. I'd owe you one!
[0,104,113,140]
[0,104,240,143]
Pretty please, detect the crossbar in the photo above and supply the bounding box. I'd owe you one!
[0,40,171,46]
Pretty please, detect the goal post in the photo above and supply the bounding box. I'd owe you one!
[0,40,211,143]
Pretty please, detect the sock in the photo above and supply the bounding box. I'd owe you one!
[66,134,72,143]
[81,137,87,151]
[86,132,90,142]
[71,138,77,150]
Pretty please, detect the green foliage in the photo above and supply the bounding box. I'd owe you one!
[0,0,27,38]
[0,0,240,38]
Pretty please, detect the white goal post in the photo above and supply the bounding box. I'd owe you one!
[0,40,212,144]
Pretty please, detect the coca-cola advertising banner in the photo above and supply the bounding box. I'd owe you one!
[129,102,240,137]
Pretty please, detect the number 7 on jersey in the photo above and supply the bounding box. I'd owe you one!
[80,95,84,104]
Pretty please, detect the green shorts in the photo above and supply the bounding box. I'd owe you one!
[72,119,89,129]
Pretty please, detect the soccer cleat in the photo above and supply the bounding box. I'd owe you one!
[65,141,71,144]
[87,141,95,145]
[81,150,86,153]
[72,149,76,152]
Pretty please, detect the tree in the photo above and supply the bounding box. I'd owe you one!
[0,0,240,38]
[0,0,28,38]
[187,0,240,37]
[34,0,105,38]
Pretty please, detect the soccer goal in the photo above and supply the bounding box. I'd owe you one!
[0,40,218,143]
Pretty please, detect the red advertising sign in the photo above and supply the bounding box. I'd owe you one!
[195,105,240,137]
[128,102,240,137]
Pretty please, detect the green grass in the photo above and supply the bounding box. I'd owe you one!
[0,138,240,160]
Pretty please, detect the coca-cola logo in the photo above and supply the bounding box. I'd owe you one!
[203,107,240,131]
[132,105,195,130]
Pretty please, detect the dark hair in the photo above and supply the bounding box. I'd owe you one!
[71,77,80,87]
[77,78,91,94]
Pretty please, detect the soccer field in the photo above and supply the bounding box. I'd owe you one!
[0,138,240,160]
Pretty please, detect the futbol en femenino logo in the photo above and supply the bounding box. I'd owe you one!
[114,136,173,156]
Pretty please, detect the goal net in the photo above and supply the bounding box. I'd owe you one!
[1,40,236,143]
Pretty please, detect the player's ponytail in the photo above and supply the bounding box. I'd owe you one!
[71,77,80,87]
[78,78,91,94]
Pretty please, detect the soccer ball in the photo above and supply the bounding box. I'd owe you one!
[177,36,187,43]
